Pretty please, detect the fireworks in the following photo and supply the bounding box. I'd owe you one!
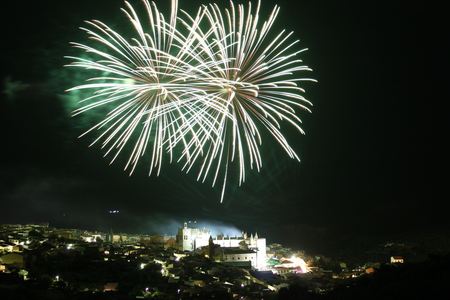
[65,0,315,201]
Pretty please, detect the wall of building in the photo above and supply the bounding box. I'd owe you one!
[175,223,267,269]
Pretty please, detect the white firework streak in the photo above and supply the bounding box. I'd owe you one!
[65,0,315,202]
[65,0,233,176]
[173,0,316,201]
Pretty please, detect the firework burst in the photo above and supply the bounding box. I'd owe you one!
[65,0,315,202]
[65,0,229,176]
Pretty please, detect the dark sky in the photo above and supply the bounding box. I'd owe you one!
[1,0,448,252]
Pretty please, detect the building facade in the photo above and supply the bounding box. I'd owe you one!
[175,222,267,269]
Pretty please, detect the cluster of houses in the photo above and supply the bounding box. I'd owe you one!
[0,222,406,296]
[0,223,279,298]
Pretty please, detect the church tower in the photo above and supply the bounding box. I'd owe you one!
[208,235,215,261]
[176,222,196,251]
[176,222,211,251]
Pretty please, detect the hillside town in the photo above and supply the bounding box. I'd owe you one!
[0,222,445,299]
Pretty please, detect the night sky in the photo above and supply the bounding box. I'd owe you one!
[1,0,448,252]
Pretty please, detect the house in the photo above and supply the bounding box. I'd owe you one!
[104,282,119,291]
[53,231,73,240]
[1,252,25,268]
[0,243,14,253]
[150,235,165,243]
[80,234,94,243]
[91,232,103,242]
[166,237,176,248]
[390,256,404,263]
[221,248,257,268]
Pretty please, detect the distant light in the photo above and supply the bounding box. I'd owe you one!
[109,210,120,214]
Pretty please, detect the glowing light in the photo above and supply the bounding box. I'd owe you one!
[65,0,314,201]
[290,256,309,273]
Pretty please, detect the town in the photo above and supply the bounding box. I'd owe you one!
[1,222,449,299]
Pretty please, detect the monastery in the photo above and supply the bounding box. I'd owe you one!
[175,222,266,269]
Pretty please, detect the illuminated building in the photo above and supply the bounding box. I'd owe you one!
[175,222,267,269]
[390,256,404,263]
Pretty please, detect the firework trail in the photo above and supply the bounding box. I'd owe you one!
[65,0,315,202]
[65,0,229,176]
